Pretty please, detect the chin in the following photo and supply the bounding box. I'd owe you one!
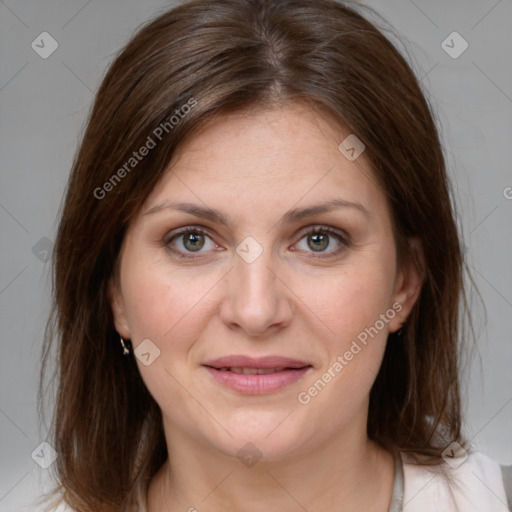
[206,411,312,462]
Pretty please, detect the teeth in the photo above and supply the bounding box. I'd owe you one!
[218,367,286,374]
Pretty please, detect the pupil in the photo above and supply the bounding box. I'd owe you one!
[309,233,328,251]
[185,232,204,251]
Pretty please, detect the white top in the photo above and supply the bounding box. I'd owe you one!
[51,451,511,511]
[401,450,510,511]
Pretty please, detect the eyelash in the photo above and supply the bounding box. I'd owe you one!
[163,225,349,261]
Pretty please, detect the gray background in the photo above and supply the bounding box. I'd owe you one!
[0,0,511,510]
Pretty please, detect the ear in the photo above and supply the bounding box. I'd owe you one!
[107,276,131,339]
[388,237,425,333]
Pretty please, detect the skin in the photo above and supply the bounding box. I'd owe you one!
[109,102,424,512]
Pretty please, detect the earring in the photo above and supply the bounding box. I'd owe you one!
[120,336,130,355]
[396,323,405,336]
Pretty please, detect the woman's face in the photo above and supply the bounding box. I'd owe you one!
[110,102,421,461]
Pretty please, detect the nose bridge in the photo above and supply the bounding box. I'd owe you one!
[237,248,274,298]
[220,235,292,335]
[234,237,277,308]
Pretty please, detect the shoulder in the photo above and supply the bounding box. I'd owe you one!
[401,450,511,511]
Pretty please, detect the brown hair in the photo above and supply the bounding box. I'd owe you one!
[39,0,473,510]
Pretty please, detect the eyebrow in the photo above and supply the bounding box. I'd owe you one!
[143,198,370,226]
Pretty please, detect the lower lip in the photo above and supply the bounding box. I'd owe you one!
[203,366,312,395]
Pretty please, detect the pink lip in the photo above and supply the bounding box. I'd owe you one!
[204,366,312,395]
[201,355,313,395]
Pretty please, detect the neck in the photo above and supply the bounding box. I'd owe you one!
[147,419,395,512]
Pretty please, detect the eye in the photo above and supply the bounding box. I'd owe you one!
[164,227,219,259]
[293,226,348,258]
[164,225,349,261]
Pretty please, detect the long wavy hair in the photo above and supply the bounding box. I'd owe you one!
[39,0,475,510]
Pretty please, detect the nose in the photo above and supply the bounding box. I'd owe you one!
[219,245,294,337]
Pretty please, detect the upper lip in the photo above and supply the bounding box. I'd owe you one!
[202,355,312,369]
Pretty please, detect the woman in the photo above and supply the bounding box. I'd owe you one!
[39,0,511,511]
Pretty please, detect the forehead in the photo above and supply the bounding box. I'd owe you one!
[140,102,388,224]
[171,103,364,176]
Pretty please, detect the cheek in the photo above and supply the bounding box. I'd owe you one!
[294,253,395,407]
[119,257,221,407]
[296,273,392,435]
[305,261,395,347]
[120,251,221,347]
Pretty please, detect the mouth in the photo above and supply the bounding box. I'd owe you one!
[213,366,302,374]
[202,364,313,394]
